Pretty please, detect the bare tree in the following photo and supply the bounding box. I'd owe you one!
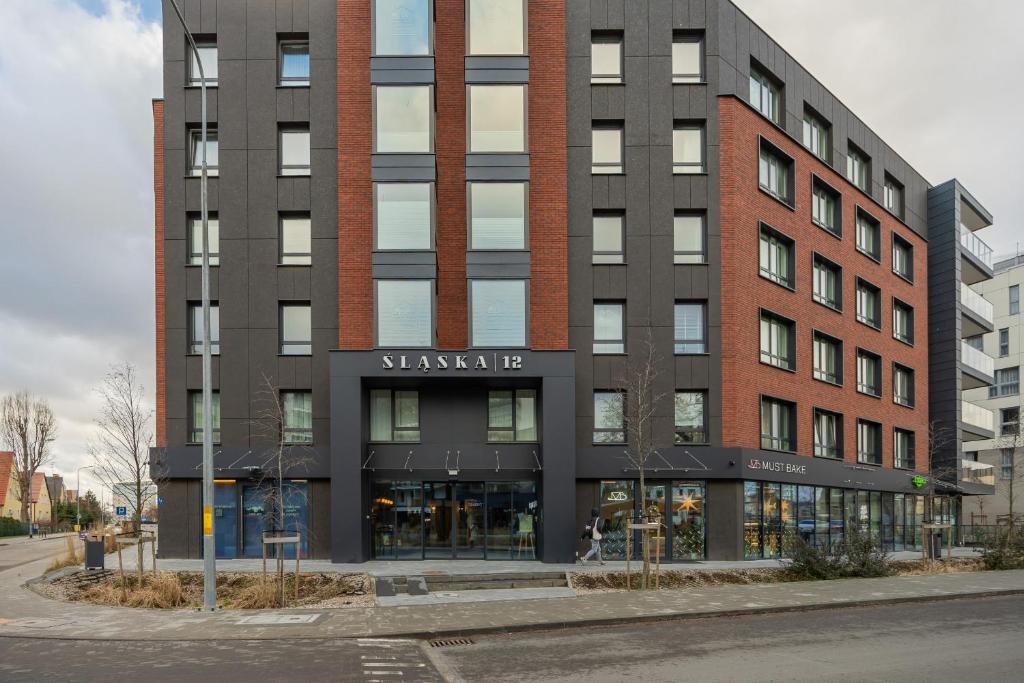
[923,420,957,524]
[994,412,1024,530]
[1,392,58,527]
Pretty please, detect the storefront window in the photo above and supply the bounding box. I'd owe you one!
[894,493,905,551]
[671,482,705,560]
[829,488,844,547]
[762,483,782,558]
[214,482,237,559]
[599,480,634,560]
[743,481,761,559]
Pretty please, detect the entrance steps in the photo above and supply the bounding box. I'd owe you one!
[376,570,568,595]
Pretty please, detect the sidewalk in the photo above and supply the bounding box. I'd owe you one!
[1,547,1022,641]
[0,532,74,545]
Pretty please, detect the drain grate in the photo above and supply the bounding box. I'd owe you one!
[429,637,475,648]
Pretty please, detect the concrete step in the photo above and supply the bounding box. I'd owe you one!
[379,571,568,594]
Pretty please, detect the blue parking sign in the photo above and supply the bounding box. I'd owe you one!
[116,506,127,516]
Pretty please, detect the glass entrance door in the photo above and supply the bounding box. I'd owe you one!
[456,482,485,558]
[424,482,453,558]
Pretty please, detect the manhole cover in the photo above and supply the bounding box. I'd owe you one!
[429,637,474,648]
[236,613,321,625]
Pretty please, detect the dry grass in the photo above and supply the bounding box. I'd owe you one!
[46,536,82,573]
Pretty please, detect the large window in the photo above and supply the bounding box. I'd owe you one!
[188,215,219,266]
[759,224,794,287]
[1001,448,1014,480]
[893,363,915,407]
[675,391,707,444]
[760,311,795,371]
[813,408,842,459]
[990,367,1020,398]
[280,214,312,265]
[373,0,431,56]
[592,125,623,174]
[376,279,433,347]
[674,302,706,354]
[749,65,781,124]
[280,127,311,176]
[674,214,705,264]
[894,429,916,469]
[591,33,623,84]
[188,40,217,86]
[856,349,882,397]
[376,183,432,250]
[802,107,830,162]
[672,125,704,174]
[467,0,525,55]
[884,174,904,219]
[282,391,313,444]
[856,278,881,329]
[892,299,914,344]
[892,234,914,281]
[760,396,795,452]
[370,389,420,442]
[1011,285,1020,315]
[374,86,432,153]
[279,40,310,85]
[593,302,625,354]
[593,213,624,263]
[758,140,792,204]
[812,254,842,311]
[189,128,218,176]
[812,331,842,385]
[470,279,527,347]
[857,419,882,465]
[468,84,526,153]
[280,303,312,355]
[469,182,526,250]
[487,389,537,442]
[188,391,220,444]
[188,302,220,355]
[1002,407,1021,436]
[672,34,703,83]
[999,328,1009,357]
[856,208,881,261]
[593,391,624,443]
[811,176,840,236]
[846,144,869,191]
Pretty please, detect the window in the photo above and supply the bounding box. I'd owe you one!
[374,86,432,153]
[187,215,219,266]
[892,234,914,281]
[593,213,624,263]
[672,125,704,174]
[674,392,707,444]
[883,174,904,219]
[593,303,624,354]
[813,408,842,459]
[893,299,914,344]
[470,279,527,347]
[674,302,706,354]
[280,303,312,355]
[812,254,842,310]
[591,33,623,84]
[188,40,217,86]
[370,389,420,442]
[812,331,842,385]
[749,64,781,124]
[487,389,537,442]
[1011,285,1020,315]
[469,182,525,250]
[188,128,218,176]
[760,311,795,370]
[376,183,432,250]
[894,363,915,407]
[593,391,625,443]
[990,367,1020,398]
[855,209,881,260]
[672,34,703,83]
[279,40,310,85]
[811,177,840,236]
[894,428,915,469]
[758,141,791,204]
[857,419,882,465]
[282,391,313,444]
[856,349,882,397]
[280,214,312,265]
[467,0,525,56]
[188,303,220,355]
[802,107,830,162]
[468,84,526,153]
[856,278,881,329]
[846,144,869,191]
[1001,407,1020,436]
[592,125,623,174]
[965,335,983,351]
[188,391,220,444]
[760,397,795,452]
[999,328,1010,357]
[759,224,794,287]
[280,127,311,176]
[1001,448,1014,480]
[376,280,433,347]
[674,214,705,264]
[373,0,430,56]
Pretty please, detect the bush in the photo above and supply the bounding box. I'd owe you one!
[978,527,1024,570]
[785,527,892,580]
[0,517,26,537]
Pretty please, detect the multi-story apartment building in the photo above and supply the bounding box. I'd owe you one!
[962,255,1024,525]
[153,0,996,562]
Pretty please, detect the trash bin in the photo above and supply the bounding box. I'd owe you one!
[929,531,943,560]
[84,539,105,570]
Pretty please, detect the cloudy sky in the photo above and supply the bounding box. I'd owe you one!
[0,0,1021,496]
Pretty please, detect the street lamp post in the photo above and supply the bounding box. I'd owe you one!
[76,465,93,530]
[167,0,216,611]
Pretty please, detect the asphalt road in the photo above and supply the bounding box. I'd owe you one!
[0,533,77,572]
[0,596,1020,682]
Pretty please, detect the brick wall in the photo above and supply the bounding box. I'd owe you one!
[719,96,929,473]
[153,98,166,447]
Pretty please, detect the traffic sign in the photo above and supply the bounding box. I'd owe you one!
[116,506,127,516]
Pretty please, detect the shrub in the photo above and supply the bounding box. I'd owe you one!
[978,527,1024,571]
[785,526,892,580]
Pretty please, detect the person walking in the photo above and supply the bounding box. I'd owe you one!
[578,507,606,565]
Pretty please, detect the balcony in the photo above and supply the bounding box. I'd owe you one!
[961,399,995,441]
[960,340,994,389]
[960,282,994,336]
[961,459,995,487]
[959,223,995,284]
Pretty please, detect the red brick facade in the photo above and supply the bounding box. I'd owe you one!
[719,96,929,473]
[153,98,166,447]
